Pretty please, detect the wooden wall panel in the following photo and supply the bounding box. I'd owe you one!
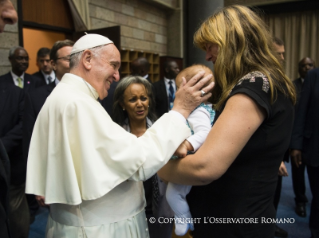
[23,28,67,74]
[22,0,74,29]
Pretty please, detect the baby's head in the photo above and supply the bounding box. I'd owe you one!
[175,64,214,90]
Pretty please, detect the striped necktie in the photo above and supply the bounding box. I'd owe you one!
[47,76,52,84]
[17,77,23,88]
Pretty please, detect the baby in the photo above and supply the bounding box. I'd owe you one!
[166,64,215,236]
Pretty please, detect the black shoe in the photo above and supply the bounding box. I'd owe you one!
[275,225,288,238]
[295,203,307,217]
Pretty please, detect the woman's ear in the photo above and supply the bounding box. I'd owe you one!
[119,102,124,110]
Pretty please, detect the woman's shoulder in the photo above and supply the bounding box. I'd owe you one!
[235,71,270,94]
[226,71,272,118]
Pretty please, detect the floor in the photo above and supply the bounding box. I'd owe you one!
[28,162,313,238]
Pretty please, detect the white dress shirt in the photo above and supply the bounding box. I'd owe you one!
[42,70,56,84]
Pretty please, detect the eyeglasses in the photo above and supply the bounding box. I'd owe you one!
[56,55,70,62]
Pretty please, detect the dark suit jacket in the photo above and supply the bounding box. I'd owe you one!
[293,78,303,111]
[0,81,25,185]
[23,82,55,164]
[290,68,319,166]
[99,81,118,118]
[0,140,10,238]
[152,79,172,118]
[0,72,41,94]
[32,71,47,87]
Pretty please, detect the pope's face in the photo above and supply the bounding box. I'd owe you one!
[122,83,149,123]
[91,44,120,100]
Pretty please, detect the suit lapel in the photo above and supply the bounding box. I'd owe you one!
[2,73,14,86]
[23,74,32,93]
[47,82,55,94]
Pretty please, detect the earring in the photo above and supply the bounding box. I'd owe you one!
[123,108,125,111]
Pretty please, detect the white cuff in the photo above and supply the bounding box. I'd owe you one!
[169,110,186,124]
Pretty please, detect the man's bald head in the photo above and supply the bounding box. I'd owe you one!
[131,57,150,77]
[298,57,315,79]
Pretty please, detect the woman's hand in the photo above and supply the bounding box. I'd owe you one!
[172,71,214,119]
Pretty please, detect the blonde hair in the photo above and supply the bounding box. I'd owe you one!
[194,5,296,110]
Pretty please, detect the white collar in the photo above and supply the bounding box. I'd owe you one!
[11,71,25,80]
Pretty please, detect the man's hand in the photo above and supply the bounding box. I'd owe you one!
[35,195,49,207]
[172,71,214,119]
[278,161,288,176]
[290,149,302,168]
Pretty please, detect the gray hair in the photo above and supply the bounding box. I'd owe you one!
[112,75,157,125]
[69,45,105,69]
[8,46,25,58]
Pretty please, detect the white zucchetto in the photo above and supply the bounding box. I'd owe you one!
[71,33,114,55]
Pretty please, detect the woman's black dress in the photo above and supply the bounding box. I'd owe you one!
[187,72,294,238]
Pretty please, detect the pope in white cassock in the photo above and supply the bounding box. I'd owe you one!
[25,34,214,238]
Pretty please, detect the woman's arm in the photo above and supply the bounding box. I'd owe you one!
[158,93,266,185]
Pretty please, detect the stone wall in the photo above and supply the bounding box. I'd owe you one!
[89,0,169,55]
[0,0,18,75]
[0,0,183,74]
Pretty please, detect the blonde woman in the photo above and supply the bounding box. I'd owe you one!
[159,5,296,238]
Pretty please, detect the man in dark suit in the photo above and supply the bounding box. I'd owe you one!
[131,57,151,82]
[290,57,315,217]
[291,67,319,238]
[152,60,180,118]
[0,80,28,238]
[0,140,11,238]
[32,47,55,87]
[0,46,40,94]
[1,2,23,238]
[23,39,74,218]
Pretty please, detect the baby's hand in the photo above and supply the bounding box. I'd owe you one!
[174,140,193,158]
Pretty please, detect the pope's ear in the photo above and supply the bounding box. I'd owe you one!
[82,50,92,70]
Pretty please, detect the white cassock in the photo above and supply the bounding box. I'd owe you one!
[25,73,190,238]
